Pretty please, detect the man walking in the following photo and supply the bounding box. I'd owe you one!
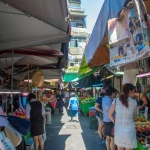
[57,90,65,114]
[65,90,69,107]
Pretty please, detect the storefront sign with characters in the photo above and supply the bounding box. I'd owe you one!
[109,0,150,66]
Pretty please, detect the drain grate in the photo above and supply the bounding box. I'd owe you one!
[66,125,81,129]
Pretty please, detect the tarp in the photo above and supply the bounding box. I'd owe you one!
[78,45,109,75]
[63,73,78,82]
[71,74,100,88]
[84,0,150,69]
[84,0,130,68]
[70,67,100,88]
[78,55,90,76]
[0,0,71,50]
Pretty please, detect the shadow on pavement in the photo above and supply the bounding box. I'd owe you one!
[78,114,106,150]
[44,109,71,150]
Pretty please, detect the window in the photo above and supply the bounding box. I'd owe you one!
[70,22,76,27]
[69,37,86,48]
[70,63,74,66]
[76,23,84,28]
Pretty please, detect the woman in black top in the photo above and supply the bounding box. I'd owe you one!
[26,93,45,150]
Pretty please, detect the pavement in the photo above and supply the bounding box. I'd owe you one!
[44,107,106,150]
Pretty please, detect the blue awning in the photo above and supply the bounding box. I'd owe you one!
[92,84,103,87]
[84,0,129,67]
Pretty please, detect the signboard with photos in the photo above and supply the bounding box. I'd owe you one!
[109,0,150,66]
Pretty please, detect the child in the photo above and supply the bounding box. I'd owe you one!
[67,93,79,122]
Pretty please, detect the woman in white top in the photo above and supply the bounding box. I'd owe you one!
[108,83,137,150]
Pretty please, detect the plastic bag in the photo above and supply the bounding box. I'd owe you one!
[0,132,16,150]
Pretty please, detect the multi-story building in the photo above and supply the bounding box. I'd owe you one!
[67,0,89,71]
[63,0,89,84]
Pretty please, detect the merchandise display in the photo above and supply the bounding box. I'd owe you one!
[14,108,26,119]
[135,116,150,149]
[80,97,96,114]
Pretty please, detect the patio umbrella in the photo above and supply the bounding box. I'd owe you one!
[13,69,60,81]
[0,0,71,50]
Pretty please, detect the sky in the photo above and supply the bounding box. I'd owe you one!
[81,0,104,34]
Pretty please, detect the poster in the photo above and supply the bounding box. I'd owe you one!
[109,0,150,66]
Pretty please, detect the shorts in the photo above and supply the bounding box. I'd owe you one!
[104,122,114,137]
[96,116,104,125]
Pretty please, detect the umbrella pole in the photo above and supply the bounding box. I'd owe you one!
[11,49,14,114]
[28,65,30,91]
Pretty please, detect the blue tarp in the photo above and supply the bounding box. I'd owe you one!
[92,84,103,87]
[85,0,129,64]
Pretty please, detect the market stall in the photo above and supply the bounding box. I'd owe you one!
[79,97,96,115]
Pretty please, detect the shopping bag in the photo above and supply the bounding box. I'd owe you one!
[8,116,30,135]
[50,102,57,109]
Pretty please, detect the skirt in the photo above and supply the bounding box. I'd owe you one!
[70,110,78,118]
[30,117,44,136]
[104,122,114,137]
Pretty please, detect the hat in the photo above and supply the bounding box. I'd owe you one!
[71,92,76,97]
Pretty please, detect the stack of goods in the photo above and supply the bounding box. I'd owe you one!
[135,116,150,149]
[88,107,98,129]
[14,108,26,119]
[80,97,96,115]
[80,97,96,104]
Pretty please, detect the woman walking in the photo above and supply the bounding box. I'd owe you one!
[67,92,79,122]
[108,83,137,150]
[26,93,45,150]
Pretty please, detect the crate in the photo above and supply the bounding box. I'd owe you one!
[26,138,34,150]
[89,116,98,129]
[89,107,96,116]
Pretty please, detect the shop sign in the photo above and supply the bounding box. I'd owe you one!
[108,1,150,66]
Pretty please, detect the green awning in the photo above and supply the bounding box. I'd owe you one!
[78,55,90,76]
[63,73,78,82]
[78,54,99,77]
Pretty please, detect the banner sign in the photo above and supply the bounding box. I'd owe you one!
[108,0,150,66]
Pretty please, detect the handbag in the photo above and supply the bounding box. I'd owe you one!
[8,116,30,135]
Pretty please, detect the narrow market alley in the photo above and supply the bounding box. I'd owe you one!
[44,108,106,150]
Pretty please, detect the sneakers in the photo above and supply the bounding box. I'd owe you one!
[100,139,105,144]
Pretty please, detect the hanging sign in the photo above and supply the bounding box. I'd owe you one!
[108,1,150,66]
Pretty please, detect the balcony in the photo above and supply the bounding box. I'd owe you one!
[69,0,81,4]
[71,27,89,37]
[69,47,85,55]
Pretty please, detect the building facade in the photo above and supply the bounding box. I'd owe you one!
[67,0,89,71]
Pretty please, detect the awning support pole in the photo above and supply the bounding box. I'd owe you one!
[11,49,14,114]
